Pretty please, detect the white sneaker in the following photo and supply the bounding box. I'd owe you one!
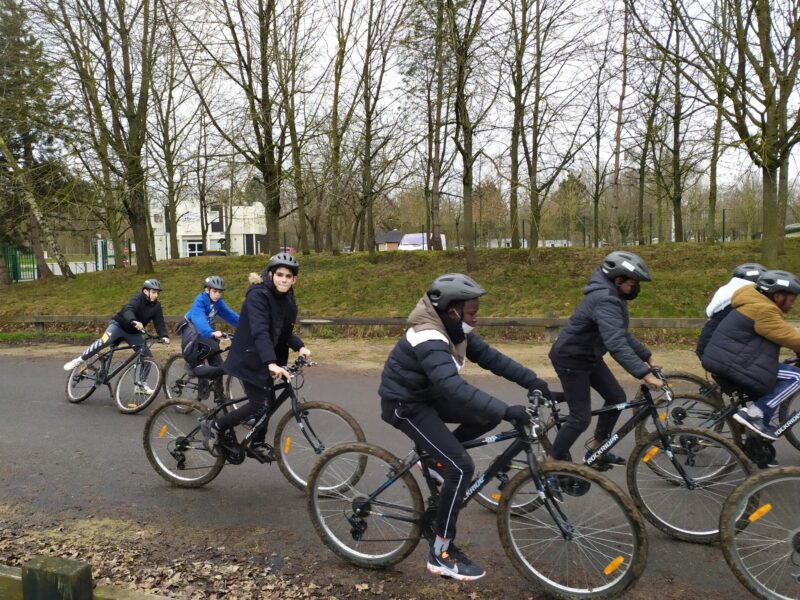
[135,383,155,395]
[64,357,84,371]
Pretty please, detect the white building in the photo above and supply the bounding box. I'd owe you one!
[151,202,267,260]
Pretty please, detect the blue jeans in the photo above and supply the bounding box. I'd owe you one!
[757,364,800,425]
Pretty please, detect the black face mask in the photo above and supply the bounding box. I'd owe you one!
[620,282,641,301]
[439,308,465,344]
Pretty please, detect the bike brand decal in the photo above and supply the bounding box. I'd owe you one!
[483,435,499,444]
[587,434,619,463]
[465,474,486,498]
[774,411,800,436]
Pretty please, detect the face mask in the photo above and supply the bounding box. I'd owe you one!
[621,282,641,301]
[462,322,474,334]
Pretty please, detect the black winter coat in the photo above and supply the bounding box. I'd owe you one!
[549,268,651,377]
[223,280,304,388]
[112,292,168,337]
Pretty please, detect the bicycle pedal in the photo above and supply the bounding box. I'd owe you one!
[588,462,613,472]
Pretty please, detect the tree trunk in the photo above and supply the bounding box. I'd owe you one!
[671,23,683,242]
[29,213,54,279]
[0,252,11,285]
[761,164,779,267]
[609,3,629,248]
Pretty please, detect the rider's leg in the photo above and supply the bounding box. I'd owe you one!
[63,321,124,370]
[549,366,593,461]
[586,361,626,448]
[752,364,800,425]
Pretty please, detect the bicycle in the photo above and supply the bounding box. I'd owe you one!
[473,372,753,543]
[64,332,164,414]
[719,466,800,599]
[306,391,649,599]
[143,356,365,490]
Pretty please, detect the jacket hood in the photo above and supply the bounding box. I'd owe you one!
[706,278,754,317]
[583,267,618,297]
[732,284,773,311]
[408,294,467,366]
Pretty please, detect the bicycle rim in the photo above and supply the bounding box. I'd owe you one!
[64,355,103,402]
[163,355,201,403]
[143,399,225,487]
[307,442,423,568]
[628,426,752,543]
[498,463,648,599]
[274,401,365,491]
[720,467,800,600]
[634,392,738,447]
[115,358,162,414]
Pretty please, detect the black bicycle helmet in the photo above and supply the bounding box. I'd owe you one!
[267,252,299,275]
[757,270,800,296]
[143,278,163,291]
[732,263,766,282]
[427,273,486,309]
[204,275,226,290]
[600,251,652,282]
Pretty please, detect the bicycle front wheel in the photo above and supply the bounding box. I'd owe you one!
[274,401,366,491]
[627,425,753,543]
[64,353,106,403]
[720,467,800,600]
[162,354,202,402]
[307,442,424,569]
[634,392,739,446]
[497,462,648,599]
[114,357,162,414]
[143,399,225,487]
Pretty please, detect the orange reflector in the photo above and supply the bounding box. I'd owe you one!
[643,447,660,463]
[492,493,502,501]
[604,556,624,575]
[659,412,667,422]
[159,425,167,438]
[127,404,137,408]
[284,437,292,454]
[749,504,772,522]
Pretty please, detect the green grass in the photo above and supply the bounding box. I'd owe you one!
[2,240,799,319]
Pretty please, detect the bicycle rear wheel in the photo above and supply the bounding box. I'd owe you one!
[720,467,800,600]
[114,357,162,414]
[497,462,648,599]
[634,392,740,446]
[274,401,366,491]
[661,371,724,403]
[162,354,202,402]
[64,353,106,403]
[307,442,423,569]
[627,425,752,543]
[143,399,225,487]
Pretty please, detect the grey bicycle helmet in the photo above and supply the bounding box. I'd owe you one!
[600,251,652,282]
[757,270,800,296]
[732,263,766,282]
[204,275,226,291]
[427,273,486,309]
[267,252,299,275]
[143,278,163,291]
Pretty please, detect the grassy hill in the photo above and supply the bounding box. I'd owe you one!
[2,239,798,321]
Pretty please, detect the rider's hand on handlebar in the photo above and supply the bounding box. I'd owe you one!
[299,346,312,359]
[642,372,662,389]
[161,337,170,345]
[504,404,529,426]
[132,320,144,331]
[528,378,552,400]
[212,331,224,340]
[269,363,292,381]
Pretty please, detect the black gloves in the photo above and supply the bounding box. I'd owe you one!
[504,404,529,425]
[528,378,552,400]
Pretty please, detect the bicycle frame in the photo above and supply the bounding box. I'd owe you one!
[81,336,158,392]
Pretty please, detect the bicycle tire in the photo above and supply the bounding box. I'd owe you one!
[719,466,800,600]
[162,354,202,402]
[273,401,366,491]
[634,392,741,447]
[662,371,724,404]
[497,462,648,599]
[225,375,247,410]
[307,442,423,569]
[627,425,752,543]
[778,393,800,452]
[64,353,106,403]
[114,357,162,414]
[143,399,225,487]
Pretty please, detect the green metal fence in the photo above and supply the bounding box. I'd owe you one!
[1,245,37,282]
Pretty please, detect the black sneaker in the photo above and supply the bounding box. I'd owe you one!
[584,446,626,469]
[734,409,778,441]
[427,544,485,581]
[199,419,220,453]
[247,444,277,463]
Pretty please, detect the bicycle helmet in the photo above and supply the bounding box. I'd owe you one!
[267,252,299,275]
[756,270,800,296]
[600,251,652,282]
[142,278,163,291]
[427,273,486,309]
[732,263,766,282]
[203,275,226,291]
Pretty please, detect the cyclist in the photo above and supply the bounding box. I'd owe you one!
[200,253,311,462]
[177,275,239,378]
[701,269,800,441]
[63,279,170,394]
[548,250,662,468]
[695,263,766,359]
[379,273,551,581]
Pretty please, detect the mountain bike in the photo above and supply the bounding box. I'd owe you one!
[64,333,164,414]
[472,372,753,543]
[719,466,800,599]
[143,356,365,490]
[306,392,649,599]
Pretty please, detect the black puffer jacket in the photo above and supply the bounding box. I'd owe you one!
[223,277,304,388]
[113,292,168,337]
[548,267,651,377]
[378,295,541,423]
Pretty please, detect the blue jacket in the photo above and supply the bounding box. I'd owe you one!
[549,267,651,377]
[223,279,304,388]
[185,291,239,338]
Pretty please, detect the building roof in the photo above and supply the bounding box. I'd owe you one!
[375,229,403,244]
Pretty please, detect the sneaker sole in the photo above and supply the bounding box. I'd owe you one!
[426,562,485,581]
[733,414,777,441]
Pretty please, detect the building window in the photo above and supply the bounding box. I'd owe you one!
[210,205,224,233]
[187,240,204,257]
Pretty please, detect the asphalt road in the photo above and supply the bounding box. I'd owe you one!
[1,353,790,598]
